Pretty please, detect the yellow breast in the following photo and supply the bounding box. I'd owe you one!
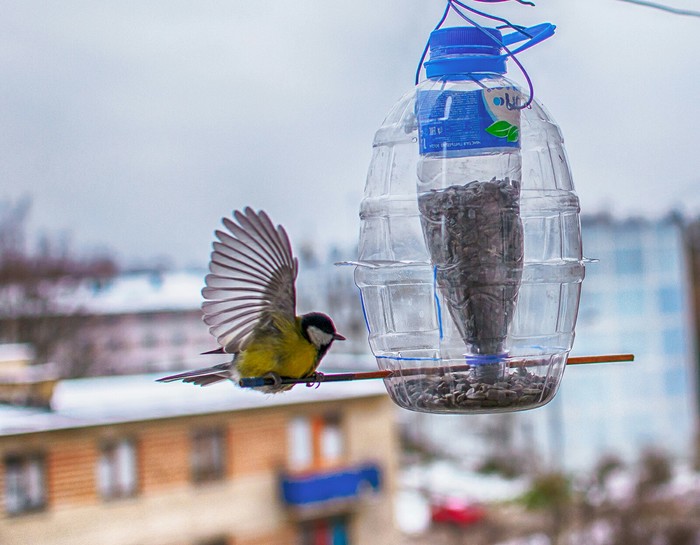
[236,318,319,379]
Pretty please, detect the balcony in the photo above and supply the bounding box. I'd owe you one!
[280,463,381,514]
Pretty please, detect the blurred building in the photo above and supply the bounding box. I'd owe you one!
[0,344,58,407]
[33,257,370,378]
[0,375,398,545]
[56,271,213,376]
[294,247,371,358]
[550,214,698,468]
[402,214,699,473]
[688,217,700,389]
[0,271,212,377]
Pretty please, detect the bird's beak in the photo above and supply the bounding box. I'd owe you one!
[333,333,346,341]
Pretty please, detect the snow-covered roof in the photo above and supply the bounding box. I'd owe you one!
[0,372,388,437]
[74,270,205,315]
[0,343,35,363]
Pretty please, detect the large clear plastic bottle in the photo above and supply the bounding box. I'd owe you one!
[355,24,584,414]
[416,27,525,370]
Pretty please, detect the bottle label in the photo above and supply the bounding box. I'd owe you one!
[416,88,522,155]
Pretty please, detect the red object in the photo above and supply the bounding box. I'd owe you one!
[431,499,486,526]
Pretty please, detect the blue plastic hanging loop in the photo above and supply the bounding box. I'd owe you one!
[500,22,555,56]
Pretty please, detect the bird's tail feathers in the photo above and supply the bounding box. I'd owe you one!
[156,362,238,387]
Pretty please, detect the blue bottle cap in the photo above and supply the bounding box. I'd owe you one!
[425,26,507,77]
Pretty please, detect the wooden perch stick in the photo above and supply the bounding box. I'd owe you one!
[238,353,634,388]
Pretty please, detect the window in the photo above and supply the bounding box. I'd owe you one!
[662,328,685,355]
[664,367,687,397]
[172,330,187,346]
[300,516,350,545]
[614,247,644,275]
[288,417,313,470]
[142,331,158,348]
[652,246,679,273]
[319,414,343,466]
[191,429,225,483]
[658,286,682,314]
[98,439,138,500]
[288,413,344,471]
[4,453,46,515]
[105,338,126,351]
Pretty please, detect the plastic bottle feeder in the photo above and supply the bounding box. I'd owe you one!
[354,24,585,414]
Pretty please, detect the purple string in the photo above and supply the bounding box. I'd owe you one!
[451,0,533,32]
[415,0,537,109]
[474,0,535,5]
[414,2,451,86]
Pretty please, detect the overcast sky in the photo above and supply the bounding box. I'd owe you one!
[1,0,699,268]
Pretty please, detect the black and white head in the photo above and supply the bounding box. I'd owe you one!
[300,312,345,358]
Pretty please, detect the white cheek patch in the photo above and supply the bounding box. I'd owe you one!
[307,326,334,348]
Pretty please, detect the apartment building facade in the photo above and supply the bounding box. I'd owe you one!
[0,375,398,545]
[553,214,698,468]
[59,271,214,376]
[34,265,370,378]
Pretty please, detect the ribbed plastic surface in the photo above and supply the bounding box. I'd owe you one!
[355,75,584,414]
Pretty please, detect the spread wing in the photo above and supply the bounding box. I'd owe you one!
[201,207,298,354]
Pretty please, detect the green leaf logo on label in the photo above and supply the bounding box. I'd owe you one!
[506,125,519,143]
[486,120,519,143]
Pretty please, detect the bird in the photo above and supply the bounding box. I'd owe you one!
[157,207,345,393]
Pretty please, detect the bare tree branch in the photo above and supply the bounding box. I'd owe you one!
[618,0,700,17]
[0,196,118,377]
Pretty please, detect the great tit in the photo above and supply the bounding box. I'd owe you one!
[157,207,345,393]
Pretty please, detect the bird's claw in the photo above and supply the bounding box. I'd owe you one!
[305,372,325,389]
[262,372,283,389]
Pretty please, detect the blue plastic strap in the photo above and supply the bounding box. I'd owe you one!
[500,22,556,57]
